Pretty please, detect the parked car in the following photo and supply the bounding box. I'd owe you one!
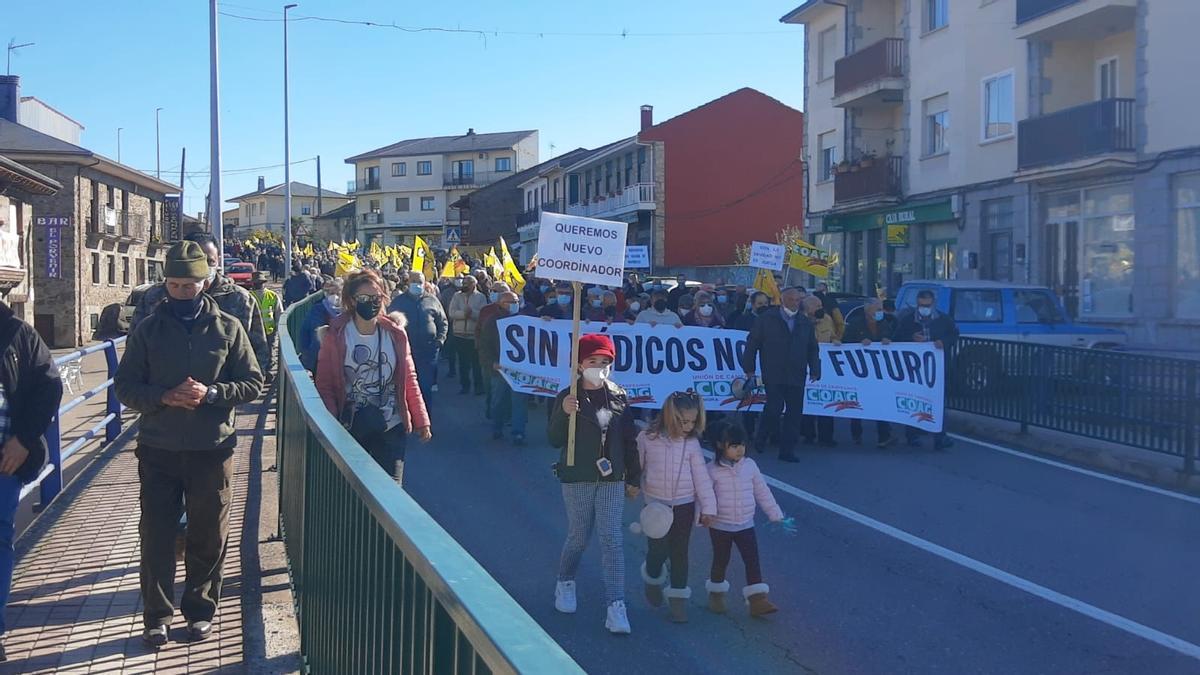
[227,262,256,288]
[223,256,242,269]
[119,283,156,333]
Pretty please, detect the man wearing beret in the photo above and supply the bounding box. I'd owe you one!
[115,241,264,646]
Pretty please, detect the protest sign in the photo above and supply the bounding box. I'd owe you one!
[802,344,945,431]
[624,245,649,269]
[535,212,628,287]
[749,241,785,271]
[788,239,832,278]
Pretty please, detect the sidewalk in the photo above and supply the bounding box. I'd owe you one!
[0,389,301,674]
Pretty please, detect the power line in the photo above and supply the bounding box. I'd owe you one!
[133,157,316,177]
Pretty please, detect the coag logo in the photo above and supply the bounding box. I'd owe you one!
[806,388,862,412]
[694,380,735,398]
[626,386,655,405]
[695,378,766,409]
[896,395,936,424]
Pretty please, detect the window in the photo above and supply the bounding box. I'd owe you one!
[452,160,474,179]
[395,197,409,212]
[107,255,116,285]
[91,253,100,284]
[495,157,511,172]
[923,94,949,156]
[420,196,435,211]
[624,153,634,184]
[392,162,406,177]
[366,166,380,186]
[1174,173,1200,318]
[301,204,311,216]
[137,258,146,285]
[553,178,560,202]
[818,130,839,182]
[1096,56,1118,100]
[982,198,1015,282]
[951,289,1002,322]
[924,0,948,33]
[122,257,130,285]
[982,197,1014,231]
[369,199,381,213]
[605,161,613,194]
[417,161,432,175]
[149,260,164,283]
[1080,184,1134,317]
[584,170,593,200]
[817,26,839,80]
[568,174,580,204]
[1014,290,1065,324]
[981,71,1014,140]
[593,169,601,198]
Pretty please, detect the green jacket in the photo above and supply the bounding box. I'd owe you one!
[115,296,264,451]
[548,379,641,485]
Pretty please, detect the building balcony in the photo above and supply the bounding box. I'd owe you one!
[1015,0,1135,40]
[348,179,381,194]
[443,170,508,189]
[1017,98,1135,171]
[566,183,655,219]
[833,38,905,108]
[361,212,383,225]
[89,207,148,242]
[834,156,902,205]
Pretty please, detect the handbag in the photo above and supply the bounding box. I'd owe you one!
[639,439,688,539]
[341,328,388,445]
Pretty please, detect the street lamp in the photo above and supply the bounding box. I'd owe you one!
[117,127,123,163]
[155,107,163,179]
[283,3,298,276]
[6,40,33,76]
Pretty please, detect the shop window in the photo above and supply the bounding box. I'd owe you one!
[1173,172,1200,318]
[951,289,1002,322]
[1080,184,1134,317]
[924,239,957,280]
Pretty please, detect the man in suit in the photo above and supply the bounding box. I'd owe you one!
[741,287,822,463]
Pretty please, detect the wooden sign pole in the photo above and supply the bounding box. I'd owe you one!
[565,280,583,466]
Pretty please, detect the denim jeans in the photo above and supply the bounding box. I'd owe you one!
[488,372,527,437]
[0,474,20,635]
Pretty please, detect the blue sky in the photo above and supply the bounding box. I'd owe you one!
[7,1,804,216]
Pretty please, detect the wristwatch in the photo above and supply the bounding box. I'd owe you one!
[205,386,218,405]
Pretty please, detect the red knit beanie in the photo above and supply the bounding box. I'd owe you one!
[578,333,616,362]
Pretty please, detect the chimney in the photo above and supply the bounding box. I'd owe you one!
[257,175,266,192]
[640,105,653,131]
[466,128,475,136]
[0,76,20,124]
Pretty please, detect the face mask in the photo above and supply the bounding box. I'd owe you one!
[591,299,602,308]
[540,284,550,293]
[454,279,463,288]
[206,267,218,284]
[629,302,641,312]
[355,298,382,321]
[557,295,571,306]
[507,303,519,315]
[582,365,611,386]
[489,292,499,303]
[716,295,728,304]
[754,305,767,314]
[873,311,885,321]
[781,306,798,318]
[653,299,668,312]
[698,304,714,317]
[918,306,933,318]
[814,309,826,319]
[408,285,423,297]
[167,294,202,319]
[325,292,340,303]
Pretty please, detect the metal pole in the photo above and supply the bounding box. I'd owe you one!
[316,154,323,219]
[178,147,186,241]
[116,128,122,163]
[283,3,298,276]
[155,107,162,179]
[210,0,224,258]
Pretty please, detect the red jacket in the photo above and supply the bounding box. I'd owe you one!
[315,311,430,433]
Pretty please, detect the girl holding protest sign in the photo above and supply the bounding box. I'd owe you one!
[636,391,717,623]
[548,334,641,635]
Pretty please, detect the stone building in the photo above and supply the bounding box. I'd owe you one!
[0,154,62,324]
[0,75,180,347]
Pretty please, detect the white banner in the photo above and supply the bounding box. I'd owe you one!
[749,241,785,271]
[496,317,945,428]
[802,344,945,432]
[536,212,628,286]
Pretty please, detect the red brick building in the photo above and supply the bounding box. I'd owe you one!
[639,88,804,269]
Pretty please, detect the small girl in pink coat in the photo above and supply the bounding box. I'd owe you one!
[705,423,784,617]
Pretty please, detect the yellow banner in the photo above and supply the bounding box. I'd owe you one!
[787,239,832,279]
[498,237,526,294]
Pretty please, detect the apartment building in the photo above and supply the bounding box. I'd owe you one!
[228,177,350,241]
[344,129,538,247]
[784,0,1200,347]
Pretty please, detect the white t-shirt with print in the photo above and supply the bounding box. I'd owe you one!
[343,323,401,430]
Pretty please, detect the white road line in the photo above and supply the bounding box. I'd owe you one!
[702,449,1200,661]
[947,433,1200,507]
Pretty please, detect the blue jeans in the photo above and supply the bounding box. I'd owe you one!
[0,475,18,635]
[489,372,527,437]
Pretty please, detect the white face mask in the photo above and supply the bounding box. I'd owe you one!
[325,292,340,303]
[582,365,612,386]
[918,306,933,318]
[781,306,798,318]
[698,304,714,317]
[629,301,640,312]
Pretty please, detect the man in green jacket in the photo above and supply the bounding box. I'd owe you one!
[115,241,263,646]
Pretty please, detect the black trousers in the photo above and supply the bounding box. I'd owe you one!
[801,415,835,443]
[646,501,696,589]
[709,527,763,585]
[757,383,808,454]
[851,418,892,442]
[137,445,233,628]
[453,336,481,391]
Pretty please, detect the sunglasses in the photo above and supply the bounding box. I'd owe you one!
[353,294,382,303]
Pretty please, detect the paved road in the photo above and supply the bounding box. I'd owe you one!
[402,384,1200,674]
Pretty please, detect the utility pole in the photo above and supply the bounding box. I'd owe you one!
[316,155,323,218]
[178,147,186,240]
[155,107,163,179]
[116,128,123,163]
[6,40,33,76]
[209,0,224,257]
[283,3,298,274]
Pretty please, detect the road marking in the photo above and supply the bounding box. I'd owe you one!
[701,449,1200,661]
[947,433,1200,507]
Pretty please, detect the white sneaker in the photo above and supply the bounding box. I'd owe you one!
[554,580,577,613]
[605,600,631,634]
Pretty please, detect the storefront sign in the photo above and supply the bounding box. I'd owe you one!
[163,196,181,241]
[36,216,69,279]
[823,199,955,233]
[787,239,831,278]
[749,241,786,271]
[802,343,945,431]
[887,224,910,246]
[536,212,628,286]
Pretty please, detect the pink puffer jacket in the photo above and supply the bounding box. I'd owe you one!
[636,432,717,516]
[707,457,783,532]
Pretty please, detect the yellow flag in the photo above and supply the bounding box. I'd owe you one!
[787,239,831,279]
[483,247,503,281]
[754,268,782,305]
[412,235,436,280]
[498,237,526,294]
[335,250,362,277]
[327,240,336,251]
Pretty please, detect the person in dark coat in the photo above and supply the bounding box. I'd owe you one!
[740,288,821,462]
[0,299,62,661]
[299,278,344,373]
[282,263,317,307]
[892,289,959,450]
[842,298,898,447]
[730,292,771,332]
[666,274,689,312]
[388,271,447,402]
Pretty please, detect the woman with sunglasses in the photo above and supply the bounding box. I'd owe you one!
[315,269,432,486]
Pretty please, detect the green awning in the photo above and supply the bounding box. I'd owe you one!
[822,199,955,232]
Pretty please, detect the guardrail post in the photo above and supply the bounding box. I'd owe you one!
[39,415,63,509]
[104,339,122,443]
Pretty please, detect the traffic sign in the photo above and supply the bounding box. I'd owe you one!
[443,226,461,245]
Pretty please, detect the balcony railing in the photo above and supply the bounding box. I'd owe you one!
[90,207,148,241]
[834,155,903,204]
[566,183,656,218]
[443,170,508,188]
[1018,98,1135,170]
[834,38,905,98]
[361,212,383,225]
[1016,0,1080,24]
[347,178,381,194]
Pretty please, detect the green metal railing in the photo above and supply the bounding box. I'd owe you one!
[947,337,1200,472]
[278,294,583,674]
